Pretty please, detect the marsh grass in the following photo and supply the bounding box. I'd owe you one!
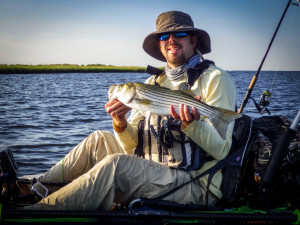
[0,64,148,74]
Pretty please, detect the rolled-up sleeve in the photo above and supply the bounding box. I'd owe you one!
[113,109,144,155]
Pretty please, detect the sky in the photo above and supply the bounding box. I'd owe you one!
[0,0,299,71]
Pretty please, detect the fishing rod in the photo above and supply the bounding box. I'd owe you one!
[259,109,300,209]
[238,0,298,113]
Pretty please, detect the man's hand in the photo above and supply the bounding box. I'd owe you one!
[105,99,131,132]
[170,96,201,129]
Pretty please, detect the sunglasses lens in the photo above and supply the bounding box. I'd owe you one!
[159,34,170,41]
[159,32,188,41]
[174,32,188,38]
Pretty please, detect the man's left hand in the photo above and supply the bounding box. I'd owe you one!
[170,96,201,129]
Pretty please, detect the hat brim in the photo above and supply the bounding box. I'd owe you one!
[143,28,211,62]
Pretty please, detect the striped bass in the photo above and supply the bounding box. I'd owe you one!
[108,82,242,140]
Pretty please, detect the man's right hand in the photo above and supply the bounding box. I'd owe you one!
[105,99,131,132]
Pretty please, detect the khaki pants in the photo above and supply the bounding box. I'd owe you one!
[25,130,217,210]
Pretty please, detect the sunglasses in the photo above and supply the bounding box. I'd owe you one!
[159,32,189,41]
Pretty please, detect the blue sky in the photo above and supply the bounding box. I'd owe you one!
[0,0,299,70]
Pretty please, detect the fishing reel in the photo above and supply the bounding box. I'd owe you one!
[291,0,299,6]
[250,90,272,115]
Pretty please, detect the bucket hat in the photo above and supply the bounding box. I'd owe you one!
[143,11,211,62]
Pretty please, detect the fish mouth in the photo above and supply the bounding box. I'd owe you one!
[108,85,116,100]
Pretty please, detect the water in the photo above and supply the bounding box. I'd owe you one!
[0,71,299,176]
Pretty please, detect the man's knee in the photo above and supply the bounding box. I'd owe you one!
[102,153,129,165]
[101,154,143,174]
[89,130,113,140]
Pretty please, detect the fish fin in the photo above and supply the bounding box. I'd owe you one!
[135,98,152,105]
[209,107,242,140]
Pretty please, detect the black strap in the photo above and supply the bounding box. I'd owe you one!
[150,146,246,203]
[134,120,145,158]
[186,59,215,89]
[157,116,163,162]
[147,118,152,160]
[146,65,164,76]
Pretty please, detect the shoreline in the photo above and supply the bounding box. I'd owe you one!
[0,64,299,74]
[0,64,148,74]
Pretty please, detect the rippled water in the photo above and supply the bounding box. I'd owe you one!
[0,71,299,176]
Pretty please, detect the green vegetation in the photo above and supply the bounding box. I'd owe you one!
[0,64,148,74]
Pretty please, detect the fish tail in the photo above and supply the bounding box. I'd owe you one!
[209,107,242,140]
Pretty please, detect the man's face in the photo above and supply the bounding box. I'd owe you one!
[158,32,197,68]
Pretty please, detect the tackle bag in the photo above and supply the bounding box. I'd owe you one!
[249,115,300,209]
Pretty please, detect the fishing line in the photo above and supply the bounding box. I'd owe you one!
[238,0,297,114]
[269,4,297,92]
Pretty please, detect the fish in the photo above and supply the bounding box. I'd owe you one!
[108,82,242,140]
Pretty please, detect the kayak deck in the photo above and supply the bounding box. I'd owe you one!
[1,206,299,225]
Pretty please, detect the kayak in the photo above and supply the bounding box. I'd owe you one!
[1,206,298,225]
[1,112,300,225]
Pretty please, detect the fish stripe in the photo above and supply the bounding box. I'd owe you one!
[135,84,217,118]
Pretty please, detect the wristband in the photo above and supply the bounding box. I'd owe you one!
[113,120,127,133]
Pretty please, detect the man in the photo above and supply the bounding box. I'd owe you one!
[25,10,236,210]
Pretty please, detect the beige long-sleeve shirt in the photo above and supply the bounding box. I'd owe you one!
[114,65,237,199]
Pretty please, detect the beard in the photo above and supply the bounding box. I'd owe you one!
[165,44,186,67]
